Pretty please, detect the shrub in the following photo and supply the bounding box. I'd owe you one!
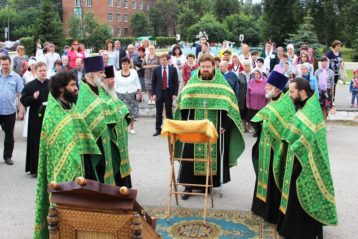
[20,37,35,56]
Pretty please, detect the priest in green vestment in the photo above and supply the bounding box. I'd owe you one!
[76,56,131,187]
[33,71,101,239]
[250,71,295,224]
[277,77,338,239]
[174,55,245,200]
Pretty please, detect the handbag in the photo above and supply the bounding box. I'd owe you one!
[338,65,348,82]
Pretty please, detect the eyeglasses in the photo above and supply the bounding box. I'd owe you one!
[73,44,79,46]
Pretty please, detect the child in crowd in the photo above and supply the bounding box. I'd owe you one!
[349,69,358,107]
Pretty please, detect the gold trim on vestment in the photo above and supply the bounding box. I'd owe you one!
[181,93,240,112]
[183,83,234,96]
[297,112,326,133]
[34,222,46,232]
[89,114,105,131]
[300,137,335,204]
[82,98,103,118]
[47,113,82,145]
[53,141,77,180]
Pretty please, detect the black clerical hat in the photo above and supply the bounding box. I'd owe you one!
[104,65,115,78]
[83,56,104,73]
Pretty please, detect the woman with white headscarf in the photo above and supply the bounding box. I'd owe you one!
[299,62,318,94]
[286,44,298,67]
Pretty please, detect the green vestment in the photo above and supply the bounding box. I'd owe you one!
[75,82,116,184]
[33,94,100,239]
[99,90,131,178]
[251,93,296,202]
[174,70,245,175]
[280,93,338,225]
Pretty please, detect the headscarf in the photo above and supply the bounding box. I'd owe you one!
[318,59,330,91]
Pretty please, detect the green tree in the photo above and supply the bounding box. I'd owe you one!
[285,14,323,56]
[151,0,178,36]
[177,7,199,40]
[34,0,64,47]
[224,13,262,46]
[82,12,111,51]
[213,0,241,21]
[186,13,231,43]
[148,5,165,36]
[67,15,82,40]
[130,12,151,36]
[262,0,301,46]
[177,0,214,18]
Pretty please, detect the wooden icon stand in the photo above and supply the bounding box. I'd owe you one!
[161,119,218,224]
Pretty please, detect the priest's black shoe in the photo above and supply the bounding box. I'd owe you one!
[4,158,14,165]
[153,130,161,136]
[181,188,192,200]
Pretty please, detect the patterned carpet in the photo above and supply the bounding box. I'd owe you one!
[145,206,281,239]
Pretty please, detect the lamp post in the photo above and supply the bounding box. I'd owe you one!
[7,2,10,41]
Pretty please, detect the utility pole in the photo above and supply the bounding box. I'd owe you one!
[7,1,10,41]
[80,0,85,40]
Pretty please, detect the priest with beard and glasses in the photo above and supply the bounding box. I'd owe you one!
[250,71,295,225]
[174,55,245,200]
[33,71,101,239]
[76,56,132,187]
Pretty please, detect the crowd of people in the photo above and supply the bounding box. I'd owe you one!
[0,35,351,239]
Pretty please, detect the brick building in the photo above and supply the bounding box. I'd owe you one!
[62,0,155,37]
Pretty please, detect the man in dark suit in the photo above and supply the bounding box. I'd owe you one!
[152,53,179,136]
[115,40,127,70]
[71,58,85,87]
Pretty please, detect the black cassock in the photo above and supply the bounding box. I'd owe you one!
[178,109,233,188]
[20,79,49,175]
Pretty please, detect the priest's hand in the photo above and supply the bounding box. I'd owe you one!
[220,127,226,134]
[172,95,177,100]
[152,95,157,102]
[34,91,40,99]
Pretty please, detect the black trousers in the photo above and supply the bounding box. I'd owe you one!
[0,113,16,160]
[155,90,173,131]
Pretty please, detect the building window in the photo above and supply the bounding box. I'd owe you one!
[111,27,114,34]
[146,3,150,11]
[139,2,143,10]
[75,0,81,7]
[117,0,121,7]
[108,0,113,7]
[124,0,128,8]
[86,0,92,7]
[108,13,113,21]
[132,1,136,9]
[117,27,121,36]
[117,13,121,22]
[124,28,129,35]
[124,14,128,22]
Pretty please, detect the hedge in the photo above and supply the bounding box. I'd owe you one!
[20,37,35,56]
[155,37,177,48]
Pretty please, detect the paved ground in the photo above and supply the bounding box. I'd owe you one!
[0,118,356,239]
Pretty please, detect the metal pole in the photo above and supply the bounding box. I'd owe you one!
[219,111,224,198]
[7,2,10,41]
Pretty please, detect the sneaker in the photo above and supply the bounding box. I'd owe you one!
[130,129,136,135]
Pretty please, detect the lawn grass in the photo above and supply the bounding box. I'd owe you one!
[341,47,355,62]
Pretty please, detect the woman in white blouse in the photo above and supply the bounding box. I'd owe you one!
[115,57,142,134]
